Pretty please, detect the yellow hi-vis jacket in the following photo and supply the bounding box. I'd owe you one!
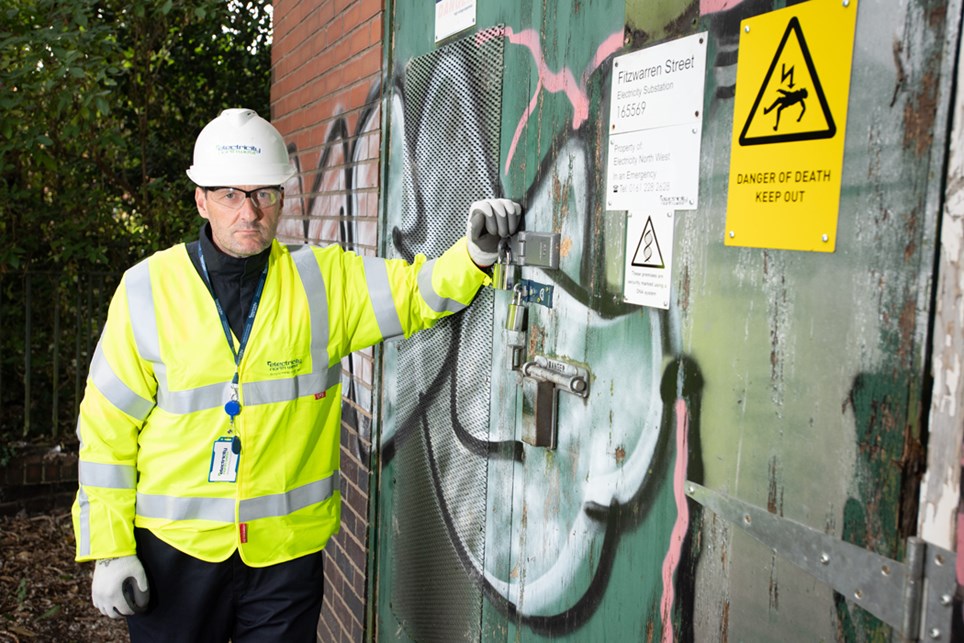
[72,238,488,566]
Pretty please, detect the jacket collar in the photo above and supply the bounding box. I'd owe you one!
[198,223,271,278]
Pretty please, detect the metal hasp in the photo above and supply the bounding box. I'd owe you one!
[506,231,561,269]
[520,355,589,449]
[685,482,956,641]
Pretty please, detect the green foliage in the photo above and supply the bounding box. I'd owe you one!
[0,0,272,275]
[0,0,271,441]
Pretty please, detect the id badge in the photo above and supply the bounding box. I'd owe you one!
[209,437,240,482]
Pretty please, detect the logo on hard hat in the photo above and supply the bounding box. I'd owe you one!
[216,144,262,155]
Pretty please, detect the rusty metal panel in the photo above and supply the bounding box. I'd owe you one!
[373,0,962,641]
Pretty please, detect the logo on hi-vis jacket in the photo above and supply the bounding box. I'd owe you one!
[266,358,304,375]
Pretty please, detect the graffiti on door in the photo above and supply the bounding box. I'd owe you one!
[377,9,740,636]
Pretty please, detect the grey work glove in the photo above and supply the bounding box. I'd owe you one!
[466,198,523,267]
[91,555,150,618]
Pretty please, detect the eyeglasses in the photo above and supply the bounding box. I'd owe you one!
[204,186,283,211]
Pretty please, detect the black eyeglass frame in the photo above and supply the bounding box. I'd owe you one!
[203,186,284,210]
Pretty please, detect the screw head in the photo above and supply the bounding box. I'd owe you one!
[729,231,736,238]
[744,25,750,33]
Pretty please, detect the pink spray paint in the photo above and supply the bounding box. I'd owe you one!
[700,0,748,14]
[498,28,623,173]
[660,398,690,642]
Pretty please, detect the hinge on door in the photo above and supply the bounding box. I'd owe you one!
[685,482,956,642]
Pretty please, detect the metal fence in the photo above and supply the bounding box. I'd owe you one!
[1,272,119,441]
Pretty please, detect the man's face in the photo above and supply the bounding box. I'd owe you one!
[195,185,284,258]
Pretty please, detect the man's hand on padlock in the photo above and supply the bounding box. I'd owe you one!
[91,555,150,618]
[466,198,523,268]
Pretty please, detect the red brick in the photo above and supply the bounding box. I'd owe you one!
[272,4,381,640]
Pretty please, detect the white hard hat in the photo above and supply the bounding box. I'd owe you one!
[186,108,296,186]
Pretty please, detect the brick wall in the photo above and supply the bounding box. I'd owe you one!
[270,1,384,641]
[0,447,78,515]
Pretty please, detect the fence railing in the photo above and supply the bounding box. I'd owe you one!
[1,272,119,441]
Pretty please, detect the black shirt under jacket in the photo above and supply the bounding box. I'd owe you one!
[186,223,271,341]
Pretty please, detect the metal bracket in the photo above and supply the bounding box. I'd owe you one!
[685,482,956,642]
[521,355,589,398]
[520,356,589,449]
[507,231,561,269]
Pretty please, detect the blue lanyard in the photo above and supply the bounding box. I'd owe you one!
[197,244,268,425]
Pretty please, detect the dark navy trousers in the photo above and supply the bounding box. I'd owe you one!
[127,527,325,642]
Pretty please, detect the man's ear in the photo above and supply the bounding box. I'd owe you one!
[195,187,210,220]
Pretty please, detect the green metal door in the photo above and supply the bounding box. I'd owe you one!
[372,0,962,640]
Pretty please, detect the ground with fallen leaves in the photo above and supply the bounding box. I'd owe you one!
[0,512,128,642]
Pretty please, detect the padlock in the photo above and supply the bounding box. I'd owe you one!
[492,242,516,290]
[504,286,527,370]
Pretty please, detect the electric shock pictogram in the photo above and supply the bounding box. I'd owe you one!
[739,17,835,146]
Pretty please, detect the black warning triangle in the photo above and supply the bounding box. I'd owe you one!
[738,17,835,146]
[631,216,665,269]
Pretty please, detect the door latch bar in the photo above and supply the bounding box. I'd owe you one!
[521,355,589,398]
[519,356,590,449]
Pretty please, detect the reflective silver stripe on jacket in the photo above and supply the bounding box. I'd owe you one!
[126,260,161,363]
[136,493,235,523]
[136,472,340,523]
[239,472,341,521]
[75,462,138,557]
[76,487,91,556]
[120,245,338,415]
[363,257,404,340]
[417,258,469,314]
[244,366,341,406]
[79,461,137,489]
[158,380,226,414]
[89,339,154,421]
[289,245,329,364]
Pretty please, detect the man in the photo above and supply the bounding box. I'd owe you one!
[72,108,521,641]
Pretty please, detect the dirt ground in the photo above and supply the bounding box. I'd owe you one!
[0,511,128,642]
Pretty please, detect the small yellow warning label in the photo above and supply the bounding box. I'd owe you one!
[725,0,857,252]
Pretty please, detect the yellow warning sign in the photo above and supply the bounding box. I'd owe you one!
[725,0,857,252]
